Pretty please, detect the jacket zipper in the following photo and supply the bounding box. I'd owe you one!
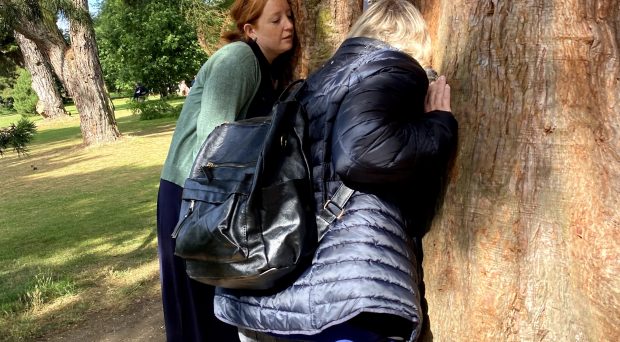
[171,200,195,239]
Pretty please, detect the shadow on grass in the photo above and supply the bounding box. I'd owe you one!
[20,96,181,147]
[0,163,162,259]
[113,100,135,112]
[0,164,162,339]
[2,143,113,182]
[117,116,178,138]
[0,94,185,339]
[2,115,177,173]
[32,125,82,145]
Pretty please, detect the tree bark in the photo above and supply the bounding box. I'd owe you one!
[411,0,620,340]
[289,0,363,77]
[9,0,120,145]
[295,0,619,340]
[14,31,67,119]
[65,0,120,144]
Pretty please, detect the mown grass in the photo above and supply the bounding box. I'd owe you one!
[0,96,180,340]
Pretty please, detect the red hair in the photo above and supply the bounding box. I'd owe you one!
[222,0,270,42]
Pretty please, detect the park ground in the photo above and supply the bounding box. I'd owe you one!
[39,289,165,342]
[0,96,180,341]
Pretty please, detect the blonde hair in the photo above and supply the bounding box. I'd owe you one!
[348,0,431,67]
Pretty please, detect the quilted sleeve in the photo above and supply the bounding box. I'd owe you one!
[331,67,458,185]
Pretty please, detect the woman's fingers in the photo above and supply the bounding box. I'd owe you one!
[425,75,451,113]
[427,77,442,109]
[441,83,451,112]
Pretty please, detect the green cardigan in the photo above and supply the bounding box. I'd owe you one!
[161,42,260,186]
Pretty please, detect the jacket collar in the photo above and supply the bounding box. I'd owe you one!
[335,36,398,57]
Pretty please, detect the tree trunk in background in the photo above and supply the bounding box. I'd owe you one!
[411,0,620,340]
[289,0,363,77]
[14,31,67,119]
[10,0,120,145]
[65,0,119,145]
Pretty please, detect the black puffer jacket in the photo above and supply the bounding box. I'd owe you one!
[215,37,458,340]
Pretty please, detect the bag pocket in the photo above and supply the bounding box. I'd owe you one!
[174,192,248,262]
[173,170,253,262]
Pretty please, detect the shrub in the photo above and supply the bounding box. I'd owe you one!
[0,105,16,116]
[130,99,182,120]
[1,92,17,115]
[11,69,39,115]
[0,117,37,156]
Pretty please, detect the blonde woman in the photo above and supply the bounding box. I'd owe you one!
[215,1,457,341]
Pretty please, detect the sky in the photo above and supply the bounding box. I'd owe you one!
[89,0,101,15]
[56,0,101,31]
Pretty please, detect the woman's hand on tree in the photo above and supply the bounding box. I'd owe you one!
[425,75,451,113]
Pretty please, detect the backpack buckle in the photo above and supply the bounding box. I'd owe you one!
[323,200,345,219]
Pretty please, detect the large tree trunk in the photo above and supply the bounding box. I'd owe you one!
[10,0,120,145]
[296,0,619,340]
[14,31,67,119]
[289,0,363,76]
[411,0,620,340]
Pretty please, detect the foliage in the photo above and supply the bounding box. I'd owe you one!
[0,29,23,95]
[0,0,83,32]
[0,116,37,156]
[95,0,208,95]
[9,67,38,115]
[1,83,16,115]
[129,98,182,120]
[0,103,15,116]
[182,0,234,55]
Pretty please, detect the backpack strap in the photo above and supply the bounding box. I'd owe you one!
[315,49,398,241]
[317,183,355,241]
[278,79,306,102]
[280,79,354,241]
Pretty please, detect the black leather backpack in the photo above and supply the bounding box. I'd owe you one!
[172,80,353,290]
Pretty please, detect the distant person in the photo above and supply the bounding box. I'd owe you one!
[132,83,148,101]
[178,80,190,96]
[214,1,458,341]
[156,0,296,340]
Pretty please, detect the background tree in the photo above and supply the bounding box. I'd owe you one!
[0,0,120,145]
[14,31,67,119]
[95,0,208,95]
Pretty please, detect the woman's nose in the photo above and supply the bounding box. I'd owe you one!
[284,17,293,31]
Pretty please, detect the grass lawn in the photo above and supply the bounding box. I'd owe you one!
[0,96,181,340]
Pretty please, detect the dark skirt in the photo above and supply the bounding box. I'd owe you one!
[157,178,238,341]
